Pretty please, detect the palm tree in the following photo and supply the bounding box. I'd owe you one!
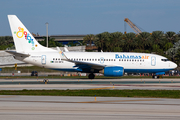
[123,32,136,52]
[83,34,96,47]
[136,32,151,50]
[95,32,110,51]
[174,49,180,66]
[150,31,164,45]
[110,32,123,47]
[164,42,173,51]
[165,31,178,44]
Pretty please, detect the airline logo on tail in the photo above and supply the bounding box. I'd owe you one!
[14,27,37,50]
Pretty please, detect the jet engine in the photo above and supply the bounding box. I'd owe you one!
[101,66,124,77]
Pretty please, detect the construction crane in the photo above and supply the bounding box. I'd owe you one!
[124,18,142,35]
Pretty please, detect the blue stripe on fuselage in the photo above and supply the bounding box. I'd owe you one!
[50,68,173,73]
[124,69,173,73]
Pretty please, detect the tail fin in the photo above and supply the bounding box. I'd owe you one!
[8,15,52,52]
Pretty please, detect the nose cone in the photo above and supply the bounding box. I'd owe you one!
[171,62,177,68]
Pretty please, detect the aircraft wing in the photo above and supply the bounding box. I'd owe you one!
[68,59,105,70]
[57,47,106,70]
[5,50,30,57]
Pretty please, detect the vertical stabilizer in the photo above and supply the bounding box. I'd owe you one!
[8,15,52,53]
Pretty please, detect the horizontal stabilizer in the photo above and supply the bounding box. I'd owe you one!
[5,50,30,57]
[0,62,27,66]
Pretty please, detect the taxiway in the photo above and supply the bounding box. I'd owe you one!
[0,78,180,90]
[0,95,180,120]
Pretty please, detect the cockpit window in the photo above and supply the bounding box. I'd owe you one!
[161,59,169,62]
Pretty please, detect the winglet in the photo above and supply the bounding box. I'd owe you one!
[56,47,68,60]
[64,45,69,52]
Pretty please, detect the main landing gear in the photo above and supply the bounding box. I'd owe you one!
[152,75,163,79]
[88,73,95,79]
[152,75,158,79]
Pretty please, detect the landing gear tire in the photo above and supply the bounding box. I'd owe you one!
[152,75,158,79]
[88,73,95,79]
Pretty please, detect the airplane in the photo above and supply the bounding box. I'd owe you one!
[7,15,177,79]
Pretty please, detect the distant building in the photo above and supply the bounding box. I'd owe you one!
[35,35,86,44]
[35,35,98,51]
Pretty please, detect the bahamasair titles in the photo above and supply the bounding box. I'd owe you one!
[7,15,177,79]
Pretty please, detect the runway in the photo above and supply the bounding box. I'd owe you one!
[1,79,180,120]
[0,78,180,90]
[0,95,180,120]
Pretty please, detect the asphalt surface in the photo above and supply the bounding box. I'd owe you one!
[0,78,180,90]
[0,79,180,120]
[0,95,180,120]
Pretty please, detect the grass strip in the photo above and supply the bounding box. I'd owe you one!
[0,89,180,98]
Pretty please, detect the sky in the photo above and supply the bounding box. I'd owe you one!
[0,0,180,36]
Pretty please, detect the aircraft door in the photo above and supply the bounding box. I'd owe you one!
[151,56,156,66]
[41,55,46,65]
[100,57,104,64]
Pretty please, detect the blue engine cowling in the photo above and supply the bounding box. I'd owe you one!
[103,66,124,77]
[155,72,165,75]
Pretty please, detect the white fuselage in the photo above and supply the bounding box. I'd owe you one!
[15,51,177,74]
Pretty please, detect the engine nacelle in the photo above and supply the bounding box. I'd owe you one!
[155,72,165,75]
[101,66,124,77]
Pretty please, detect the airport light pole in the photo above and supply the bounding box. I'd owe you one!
[45,22,48,47]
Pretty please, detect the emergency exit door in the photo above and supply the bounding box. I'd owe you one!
[151,56,156,66]
[41,55,46,65]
